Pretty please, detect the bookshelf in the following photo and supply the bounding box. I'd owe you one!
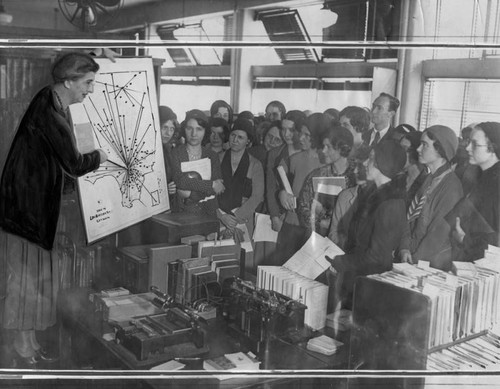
[0,48,55,173]
[349,264,500,373]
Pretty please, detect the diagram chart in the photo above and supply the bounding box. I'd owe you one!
[71,58,169,243]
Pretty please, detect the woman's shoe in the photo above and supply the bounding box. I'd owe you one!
[13,352,38,368]
[34,347,59,363]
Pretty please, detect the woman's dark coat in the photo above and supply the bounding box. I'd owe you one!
[0,86,101,250]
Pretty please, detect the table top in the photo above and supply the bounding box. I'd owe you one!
[58,287,349,387]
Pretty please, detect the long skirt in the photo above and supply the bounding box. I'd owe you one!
[1,231,58,331]
[272,221,307,266]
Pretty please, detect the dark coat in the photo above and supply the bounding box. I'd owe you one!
[170,144,221,216]
[0,86,101,250]
[448,161,500,261]
[331,177,408,303]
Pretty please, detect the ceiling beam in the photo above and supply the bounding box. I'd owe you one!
[159,61,397,80]
[99,0,297,32]
[252,62,397,79]
[161,65,231,78]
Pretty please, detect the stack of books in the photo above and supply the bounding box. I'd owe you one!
[166,249,241,305]
[368,262,500,348]
[427,330,500,370]
[257,265,328,330]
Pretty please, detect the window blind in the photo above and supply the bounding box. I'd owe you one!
[420,79,500,134]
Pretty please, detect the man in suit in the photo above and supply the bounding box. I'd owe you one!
[363,92,400,146]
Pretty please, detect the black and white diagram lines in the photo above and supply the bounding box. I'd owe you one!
[84,70,161,209]
[72,58,169,244]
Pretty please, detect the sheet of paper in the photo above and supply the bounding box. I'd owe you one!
[487,244,500,252]
[475,257,500,272]
[181,157,211,180]
[312,176,346,194]
[283,232,344,280]
[316,183,343,196]
[236,223,253,252]
[277,165,293,194]
[253,213,279,243]
[486,245,500,258]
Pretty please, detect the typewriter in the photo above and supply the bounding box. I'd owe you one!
[114,287,208,361]
[223,278,309,354]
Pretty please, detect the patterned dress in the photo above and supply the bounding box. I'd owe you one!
[297,159,357,237]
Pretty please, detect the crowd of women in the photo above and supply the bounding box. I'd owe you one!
[159,95,500,309]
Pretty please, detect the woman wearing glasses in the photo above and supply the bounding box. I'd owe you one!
[449,122,500,261]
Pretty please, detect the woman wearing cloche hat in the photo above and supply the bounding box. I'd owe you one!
[399,125,464,271]
[217,118,264,241]
[326,139,409,309]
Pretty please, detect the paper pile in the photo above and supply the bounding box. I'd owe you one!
[475,245,500,272]
[203,351,260,380]
[306,335,343,355]
[452,261,477,276]
[150,359,186,371]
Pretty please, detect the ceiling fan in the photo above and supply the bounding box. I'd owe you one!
[58,0,124,31]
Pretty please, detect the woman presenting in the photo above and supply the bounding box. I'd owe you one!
[0,52,108,366]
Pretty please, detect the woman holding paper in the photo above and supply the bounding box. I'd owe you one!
[0,52,108,366]
[326,140,408,309]
[266,111,304,235]
[449,122,500,261]
[327,144,372,250]
[274,113,326,264]
[298,126,357,238]
[217,119,264,239]
[170,109,225,216]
